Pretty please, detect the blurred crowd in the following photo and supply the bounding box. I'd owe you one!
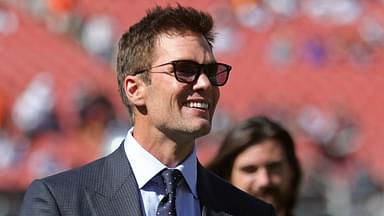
[0,73,127,190]
[1,0,384,215]
[2,0,384,68]
[212,0,384,68]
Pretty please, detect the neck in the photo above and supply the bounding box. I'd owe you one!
[132,121,195,167]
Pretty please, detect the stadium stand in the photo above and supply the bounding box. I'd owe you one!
[1,0,384,215]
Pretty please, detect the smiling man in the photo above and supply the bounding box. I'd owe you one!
[20,5,275,216]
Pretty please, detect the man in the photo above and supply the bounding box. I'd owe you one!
[20,5,275,216]
[208,116,302,216]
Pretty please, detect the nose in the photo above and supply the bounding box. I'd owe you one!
[193,71,212,90]
[255,167,271,188]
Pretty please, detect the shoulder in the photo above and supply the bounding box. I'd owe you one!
[27,154,109,198]
[20,144,133,215]
[19,156,109,216]
[40,143,126,189]
[198,166,275,216]
[23,145,121,200]
[45,155,106,186]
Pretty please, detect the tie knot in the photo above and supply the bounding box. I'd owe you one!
[161,169,182,194]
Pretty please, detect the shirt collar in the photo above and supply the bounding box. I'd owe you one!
[124,127,198,198]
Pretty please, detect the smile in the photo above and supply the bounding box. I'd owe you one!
[185,101,209,110]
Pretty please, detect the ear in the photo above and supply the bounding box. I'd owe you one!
[124,75,146,106]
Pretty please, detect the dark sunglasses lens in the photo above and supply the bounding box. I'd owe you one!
[206,64,230,86]
[174,61,200,83]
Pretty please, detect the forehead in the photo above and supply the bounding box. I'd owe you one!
[153,32,214,63]
[236,139,286,165]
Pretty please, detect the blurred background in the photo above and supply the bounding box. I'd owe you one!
[1,0,384,215]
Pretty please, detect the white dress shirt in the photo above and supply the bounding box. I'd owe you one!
[124,127,201,216]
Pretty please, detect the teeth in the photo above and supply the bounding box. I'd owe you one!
[186,101,209,109]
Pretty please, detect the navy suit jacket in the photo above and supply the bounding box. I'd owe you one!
[20,143,275,216]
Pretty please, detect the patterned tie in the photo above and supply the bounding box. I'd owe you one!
[156,169,183,216]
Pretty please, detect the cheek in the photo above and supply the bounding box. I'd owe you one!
[230,169,253,191]
[147,84,175,109]
[271,168,292,189]
[281,169,294,190]
[213,89,220,105]
[208,89,220,116]
[270,174,284,186]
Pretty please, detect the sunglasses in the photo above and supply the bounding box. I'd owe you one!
[135,60,232,86]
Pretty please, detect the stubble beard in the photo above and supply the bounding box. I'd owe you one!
[253,187,287,215]
[166,122,211,141]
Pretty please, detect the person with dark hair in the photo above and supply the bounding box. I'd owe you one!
[20,5,275,216]
[209,116,302,216]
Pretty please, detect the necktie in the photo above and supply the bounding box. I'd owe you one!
[156,169,182,216]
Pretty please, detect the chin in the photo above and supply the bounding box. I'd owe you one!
[255,195,276,206]
[189,123,211,138]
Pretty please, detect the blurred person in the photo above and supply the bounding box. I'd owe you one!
[59,93,118,168]
[209,116,302,216]
[297,110,384,216]
[20,5,275,216]
[0,4,19,35]
[80,12,116,62]
[0,88,20,178]
[45,0,79,33]
[11,73,59,138]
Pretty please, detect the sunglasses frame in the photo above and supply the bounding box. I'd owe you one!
[135,60,232,86]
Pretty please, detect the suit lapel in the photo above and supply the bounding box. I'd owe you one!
[83,144,232,215]
[85,143,143,216]
[201,206,232,216]
[197,162,233,216]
